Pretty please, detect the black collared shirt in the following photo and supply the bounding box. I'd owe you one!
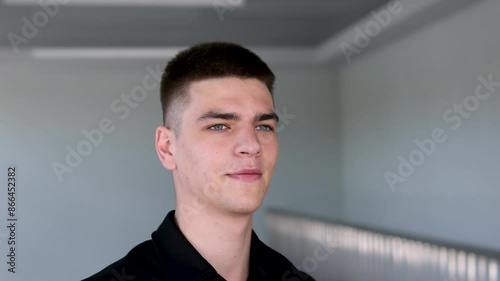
[82,210,315,281]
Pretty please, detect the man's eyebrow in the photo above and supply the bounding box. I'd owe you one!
[196,111,240,122]
[196,111,279,123]
[254,112,279,123]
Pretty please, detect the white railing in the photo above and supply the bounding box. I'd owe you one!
[265,209,499,281]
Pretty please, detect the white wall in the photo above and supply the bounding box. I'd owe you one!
[0,56,339,281]
[335,0,500,251]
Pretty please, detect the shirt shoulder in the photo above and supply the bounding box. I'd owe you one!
[81,239,165,281]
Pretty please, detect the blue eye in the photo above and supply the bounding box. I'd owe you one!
[209,124,227,131]
[257,125,274,131]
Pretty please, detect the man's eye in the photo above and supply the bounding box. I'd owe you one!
[208,124,228,131]
[256,125,274,131]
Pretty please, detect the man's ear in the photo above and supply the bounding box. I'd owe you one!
[155,126,176,170]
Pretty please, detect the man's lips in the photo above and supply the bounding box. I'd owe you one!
[229,168,262,175]
[226,169,262,182]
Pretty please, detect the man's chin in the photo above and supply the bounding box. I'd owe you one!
[224,202,263,216]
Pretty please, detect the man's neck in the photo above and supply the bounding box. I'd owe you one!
[174,206,253,281]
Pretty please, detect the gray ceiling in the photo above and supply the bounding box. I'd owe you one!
[0,0,390,49]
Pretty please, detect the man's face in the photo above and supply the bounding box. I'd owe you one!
[165,77,279,216]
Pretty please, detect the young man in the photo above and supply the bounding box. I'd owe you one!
[82,42,315,281]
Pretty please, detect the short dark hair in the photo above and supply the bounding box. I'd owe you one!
[159,41,276,136]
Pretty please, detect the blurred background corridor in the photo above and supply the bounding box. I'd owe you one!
[0,0,498,280]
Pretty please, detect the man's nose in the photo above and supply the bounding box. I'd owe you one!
[234,126,262,157]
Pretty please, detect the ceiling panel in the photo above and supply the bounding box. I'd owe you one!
[0,0,390,49]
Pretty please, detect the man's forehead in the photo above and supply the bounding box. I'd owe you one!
[186,78,273,106]
[188,77,270,96]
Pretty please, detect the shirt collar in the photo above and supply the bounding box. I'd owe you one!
[151,210,268,281]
